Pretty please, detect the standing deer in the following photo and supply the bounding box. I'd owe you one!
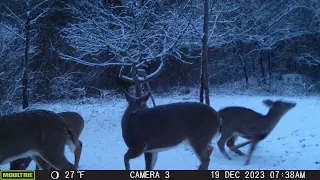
[217,99,296,165]
[0,110,76,170]
[121,91,221,170]
[9,112,84,170]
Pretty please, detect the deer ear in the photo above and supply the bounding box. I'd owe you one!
[263,99,274,107]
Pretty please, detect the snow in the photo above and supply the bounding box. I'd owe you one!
[1,93,320,170]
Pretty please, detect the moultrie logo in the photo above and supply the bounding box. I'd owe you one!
[0,170,35,180]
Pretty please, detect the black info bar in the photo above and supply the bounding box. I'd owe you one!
[0,170,318,180]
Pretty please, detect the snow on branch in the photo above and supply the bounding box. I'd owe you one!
[58,1,192,80]
[0,23,25,106]
[296,53,320,66]
[0,22,25,40]
[225,0,312,50]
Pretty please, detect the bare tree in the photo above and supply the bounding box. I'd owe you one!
[1,0,55,169]
[193,0,314,88]
[1,0,51,109]
[0,23,25,115]
[230,0,312,84]
[187,0,241,103]
[199,0,210,105]
[56,1,191,100]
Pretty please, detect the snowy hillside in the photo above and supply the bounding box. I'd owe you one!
[1,93,320,170]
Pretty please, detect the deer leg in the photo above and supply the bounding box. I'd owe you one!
[244,140,259,166]
[188,135,214,170]
[144,152,158,170]
[10,157,32,170]
[74,140,83,169]
[37,150,74,170]
[124,146,146,170]
[194,145,213,170]
[10,158,24,170]
[217,131,233,160]
[10,158,23,170]
[24,157,33,169]
[226,136,246,156]
[199,145,214,170]
[230,140,253,151]
[32,156,51,170]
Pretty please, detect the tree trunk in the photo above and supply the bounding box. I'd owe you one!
[199,72,204,103]
[252,58,255,74]
[267,50,272,86]
[259,51,266,84]
[200,0,210,105]
[236,45,249,86]
[22,14,30,109]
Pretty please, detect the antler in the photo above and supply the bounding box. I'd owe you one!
[119,58,165,83]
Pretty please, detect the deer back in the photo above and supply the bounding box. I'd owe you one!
[218,107,268,137]
[0,110,70,164]
[219,99,296,138]
[122,102,221,150]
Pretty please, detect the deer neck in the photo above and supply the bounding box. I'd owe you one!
[121,107,133,131]
[264,107,286,131]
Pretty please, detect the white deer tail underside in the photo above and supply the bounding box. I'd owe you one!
[66,127,76,153]
[67,138,76,153]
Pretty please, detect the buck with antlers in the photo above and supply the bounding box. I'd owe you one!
[217,99,296,165]
[9,111,84,170]
[0,110,77,170]
[121,90,221,170]
[118,58,166,105]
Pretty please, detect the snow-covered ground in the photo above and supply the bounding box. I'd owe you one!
[1,93,320,170]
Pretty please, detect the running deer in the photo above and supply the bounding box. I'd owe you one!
[217,99,296,165]
[9,112,84,170]
[0,110,76,170]
[121,91,221,170]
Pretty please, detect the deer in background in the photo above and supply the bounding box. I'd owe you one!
[217,99,296,165]
[9,112,84,170]
[0,110,76,170]
[121,90,221,170]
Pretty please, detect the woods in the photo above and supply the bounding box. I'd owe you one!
[0,0,319,114]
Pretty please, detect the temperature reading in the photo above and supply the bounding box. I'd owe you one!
[65,171,74,179]
[77,171,85,179]
[64,170,85,179]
